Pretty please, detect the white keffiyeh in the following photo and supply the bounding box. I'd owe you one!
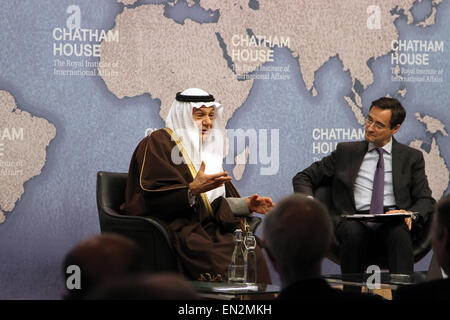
[165,88,226,202]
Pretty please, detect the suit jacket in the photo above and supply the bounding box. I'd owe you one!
[394,278,450,300]
[277,278,383,301]
[292,139,435,226]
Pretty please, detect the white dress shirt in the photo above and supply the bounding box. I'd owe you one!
[353,139,396,211]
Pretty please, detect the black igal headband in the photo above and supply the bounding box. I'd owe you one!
[175,92,215,102]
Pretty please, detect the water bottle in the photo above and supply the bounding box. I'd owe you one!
[228,229,246,283]
[244,231,257,284]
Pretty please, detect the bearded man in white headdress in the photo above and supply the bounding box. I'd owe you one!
[121,88,273,282]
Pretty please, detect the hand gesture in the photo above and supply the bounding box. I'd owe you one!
[246,194,275,214]
[189,161,232,195]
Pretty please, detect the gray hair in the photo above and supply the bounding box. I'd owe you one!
[262,194,332,276]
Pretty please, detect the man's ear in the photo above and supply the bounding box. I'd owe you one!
[391,123,401,135]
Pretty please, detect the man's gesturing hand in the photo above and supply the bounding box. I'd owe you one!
[189,161,232,195]
[247,194,275,214]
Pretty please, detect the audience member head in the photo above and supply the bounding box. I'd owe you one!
[87,273,199,300]
[262,194,332,287]
[432,194,450,275]
[62,233,146,300]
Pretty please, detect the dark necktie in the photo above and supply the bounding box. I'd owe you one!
[370,148,385,214]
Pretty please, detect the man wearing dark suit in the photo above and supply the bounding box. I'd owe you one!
[263,194,383,300]
[293,97,435,276]
[395,194,450,300]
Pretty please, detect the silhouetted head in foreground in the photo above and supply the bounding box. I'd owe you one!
[263,194,332,287]
[62,233,145,300]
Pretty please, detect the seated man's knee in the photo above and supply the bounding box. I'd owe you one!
[384,223,411,245]
[336,221,370,245]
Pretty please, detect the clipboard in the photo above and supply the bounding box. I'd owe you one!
[341,212,416,222]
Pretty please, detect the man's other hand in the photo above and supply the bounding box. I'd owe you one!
[247,194,275,214]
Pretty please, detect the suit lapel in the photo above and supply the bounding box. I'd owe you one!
[349,141,368,208]
[391,138,404,202]
[349,141,368,185]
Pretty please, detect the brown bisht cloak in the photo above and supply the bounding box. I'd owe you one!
[121,128,271,283]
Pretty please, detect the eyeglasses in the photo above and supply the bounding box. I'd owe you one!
[366,117,388,130]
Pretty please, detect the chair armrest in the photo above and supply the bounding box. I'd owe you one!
[246,215,262,233]
[98,206,174,250]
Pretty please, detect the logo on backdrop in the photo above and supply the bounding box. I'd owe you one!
[230,33,291,81]
[52,5,119,77]
[391,39,445,83]
[0,128,25,177]
[311,127,364,161]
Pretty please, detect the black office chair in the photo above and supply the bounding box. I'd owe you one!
[96,171,179,273]
[96,171,262,273]
[314,185,433,267]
